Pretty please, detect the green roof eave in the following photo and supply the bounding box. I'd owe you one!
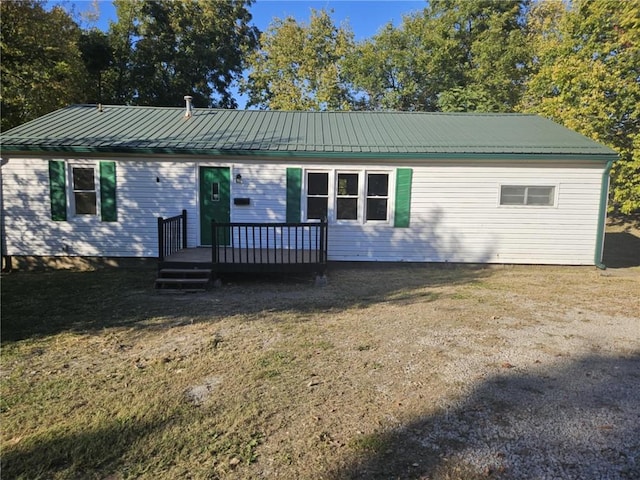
[0,144,617,162]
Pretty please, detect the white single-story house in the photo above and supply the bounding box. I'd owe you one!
[0,103,617,272]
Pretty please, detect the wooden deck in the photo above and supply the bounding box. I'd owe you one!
[157,216,327,276]
[163,247,212,264]
[162,247,326,274]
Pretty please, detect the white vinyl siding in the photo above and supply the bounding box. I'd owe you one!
[2,159,197,257]
[1,159,290,257]
[327,162,603,264]
[1,157,606,265]
[228,163,287,223]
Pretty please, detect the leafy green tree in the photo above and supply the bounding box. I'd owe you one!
[79,29,113,103]
[344,0,531,112]
[343,23,435,111]
[0,0,88,131]
[520,0,640,214]
[243,9,354,110]
[106,0,258,108]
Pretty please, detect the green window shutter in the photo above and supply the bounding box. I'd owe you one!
[49,160,67,221]
[286,167,302,223]
[99,161,117,222]
[394,168,412,228]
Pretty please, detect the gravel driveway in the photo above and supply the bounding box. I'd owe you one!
[337,268,640,479]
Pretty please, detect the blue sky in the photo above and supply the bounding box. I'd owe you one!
[252,0,424,39]
[58,0,427,107]
[70,0,426,40]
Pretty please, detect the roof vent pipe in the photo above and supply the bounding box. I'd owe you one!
[184,95,193,118]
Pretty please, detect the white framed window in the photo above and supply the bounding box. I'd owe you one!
[336,172,360,221]
[71,166,98,215]
[500,185,556,206]
[303,169,392,223]
[366,173,390,221]
[306,171,329,220]
[49,160,117,222]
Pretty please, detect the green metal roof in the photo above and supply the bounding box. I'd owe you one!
[0,104,617,159]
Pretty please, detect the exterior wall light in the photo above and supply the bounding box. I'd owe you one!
[235,173,242,184]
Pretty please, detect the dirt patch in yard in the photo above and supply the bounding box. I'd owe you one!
[1,226,639,479]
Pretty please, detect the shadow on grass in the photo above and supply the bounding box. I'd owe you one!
[1,417,162,479]
[333,353,640,479]
[3,353,637,479]
[0,263,490,342]
[603,231,640,268]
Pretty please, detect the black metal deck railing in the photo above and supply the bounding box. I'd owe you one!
[157,209,187,261]
[211,219,328,273]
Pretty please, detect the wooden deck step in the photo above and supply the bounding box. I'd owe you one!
[155,268,212,291]
[158,268,212,275]
[155,278,210,284]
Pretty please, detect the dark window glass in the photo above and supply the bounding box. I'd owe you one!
[337,173,359,220]
[337,198,358,220]
[308,172,328,195]
[73,168,94,191]
[72,167,97,215]
[366,198,388,220]
[307,172,329,220]
[337,173,358,196]
[366,173,389,220]
[367,174,388,197]
[307,197,328,220]
[74,192,97,214]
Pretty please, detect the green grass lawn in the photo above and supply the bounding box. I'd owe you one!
[1,258,638,479]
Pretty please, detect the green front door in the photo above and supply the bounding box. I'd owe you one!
[199,166,230,245]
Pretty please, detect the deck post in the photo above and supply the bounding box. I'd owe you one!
[181,209,188,249]
[320,217,327,267]
[158,216,164,262]
[211,219,217,265]
[158,211,189,264]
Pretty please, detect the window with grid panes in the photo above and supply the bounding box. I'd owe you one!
[366,173,389,220]
[336,172,359,220]
[500,186,555,206]
[72,167,97,215]
[306,172,329,220]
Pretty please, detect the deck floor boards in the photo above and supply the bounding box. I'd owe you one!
[164,247,321,265]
